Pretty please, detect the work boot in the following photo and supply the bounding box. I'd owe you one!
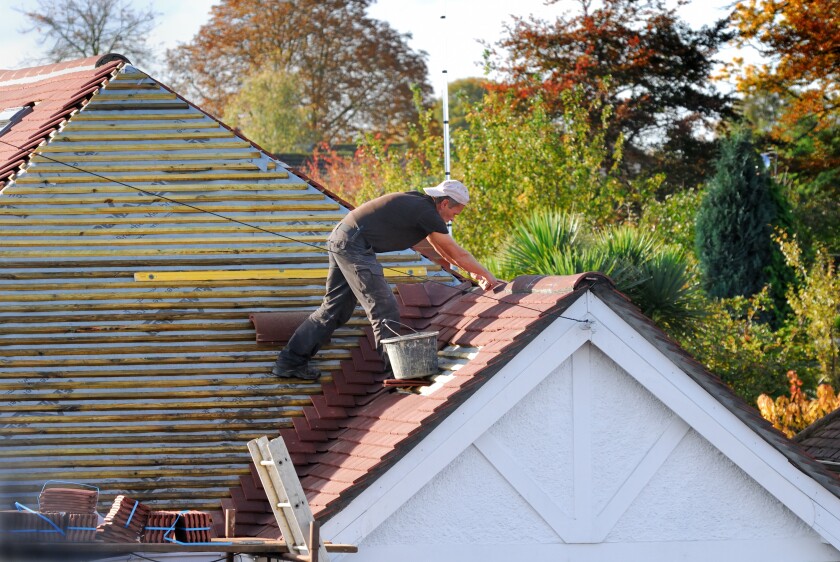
[271,361,322,381]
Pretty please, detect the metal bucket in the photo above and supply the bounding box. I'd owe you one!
[381,320,439,380]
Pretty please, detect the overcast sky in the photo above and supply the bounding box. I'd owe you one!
[0,0,742,95]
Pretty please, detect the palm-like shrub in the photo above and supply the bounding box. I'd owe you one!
[493,209,702,332]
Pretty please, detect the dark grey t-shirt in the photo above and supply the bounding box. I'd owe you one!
[343,191,448,253]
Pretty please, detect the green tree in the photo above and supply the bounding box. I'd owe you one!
[18,0,158,65]
[488,0,733,192]
[695,129,785,300]
[453,85,658,259]
[165,0,431,144]
[223,69,315,154]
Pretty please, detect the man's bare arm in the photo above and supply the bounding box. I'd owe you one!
[426,231,498,290]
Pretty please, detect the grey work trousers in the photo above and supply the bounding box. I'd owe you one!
[278,222,400,370]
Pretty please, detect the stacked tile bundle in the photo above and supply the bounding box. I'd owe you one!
[142,510,214,543]
[65,513,99,542]
[39,487,98,514]
[142,511,180,543]
[175,511,213,543]
[38,486,99,542]
[0,510,64,543]
[97,496,150,543]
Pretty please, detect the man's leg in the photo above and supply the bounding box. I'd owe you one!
[274,249,358,379]
[331,250,400,369]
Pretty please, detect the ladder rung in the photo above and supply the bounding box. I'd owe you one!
[277,502,292,508]
[260,460,274,466]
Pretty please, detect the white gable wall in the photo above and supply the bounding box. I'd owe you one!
[324,293,840,561]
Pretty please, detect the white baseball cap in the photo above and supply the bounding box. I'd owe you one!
[423,179,470,205]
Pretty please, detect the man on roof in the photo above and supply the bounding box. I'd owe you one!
[273,179,499,380]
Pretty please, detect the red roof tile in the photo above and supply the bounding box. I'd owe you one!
[225,273,602,533]
[0,55,125,187]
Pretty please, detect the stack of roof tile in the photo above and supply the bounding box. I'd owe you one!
[39,487,98,514]
[98,496,150,543]
[64,513,98,542]
[175,511,213,543]
[142,510,180,543]
[0,510,64,543]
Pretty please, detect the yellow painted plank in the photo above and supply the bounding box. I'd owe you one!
[51,131,233,141]
[1,421,293,435]
[0,213,344,225]
[40,141,251,152]
[69,121,219,131]
[95,83,160,91]
[0,385,325,399]
[0,444,248,458]
[13,171,289,184]
[134,266,428,282]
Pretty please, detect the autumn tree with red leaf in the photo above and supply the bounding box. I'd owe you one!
[165,0,432,145]
[487,0,734,192]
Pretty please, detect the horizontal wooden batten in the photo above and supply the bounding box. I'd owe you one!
[26,162,262,174]
[0,204,337,216]
[0,225,331,238]
[40,141,252,152]
[0,443,259,458]
[93,92,178,101]
[0,244,328,258]
[72,111,203,120]
[13,170,290,184]
[77,102,191,111]
[0,421,294,437]
[5,182,308,195]
[2,193,325,206]
[50,130,235,142]
[0,466,249,481]
[0,397,317,413]
[68,121,221,131]
[0,212,343,225]
[29,151,263,164]
[0,455,252,469]
[1,409,298,425]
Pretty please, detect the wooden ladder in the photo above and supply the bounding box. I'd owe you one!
[247,435,330,562]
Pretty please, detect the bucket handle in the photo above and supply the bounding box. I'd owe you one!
[382,319,420,338]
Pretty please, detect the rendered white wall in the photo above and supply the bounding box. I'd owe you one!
[353,343,840,562]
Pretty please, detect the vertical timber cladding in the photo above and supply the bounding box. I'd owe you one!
[0,65,448,512]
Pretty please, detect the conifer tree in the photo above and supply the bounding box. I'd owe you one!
[695,129,779,299]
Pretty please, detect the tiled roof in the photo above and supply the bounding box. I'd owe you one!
[0,55,124,188]
[795,407,840,471]
[225,273,840,540]
[0,57,451,516]
[224,273,607,536]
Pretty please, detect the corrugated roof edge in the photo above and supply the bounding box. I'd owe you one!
[591,284,840,498]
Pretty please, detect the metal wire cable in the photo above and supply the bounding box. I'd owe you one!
[0,137,588,323]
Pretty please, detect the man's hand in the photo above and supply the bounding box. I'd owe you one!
[475,273,499,291]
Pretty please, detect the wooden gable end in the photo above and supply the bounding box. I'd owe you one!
[0,65,449,513]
